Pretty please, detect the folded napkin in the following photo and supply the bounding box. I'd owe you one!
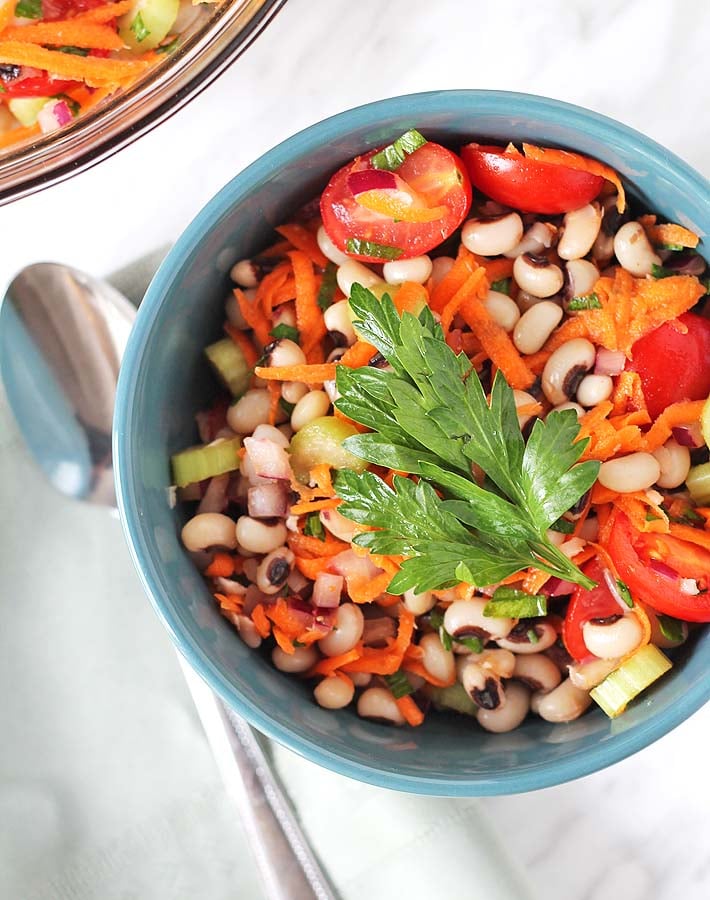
[0,254,535,900]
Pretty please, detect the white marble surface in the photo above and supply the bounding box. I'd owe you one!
[2,0,710,897]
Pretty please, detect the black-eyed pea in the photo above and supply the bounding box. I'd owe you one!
[496,621,558,654]
[541,338,596,405]
[318,603,364,657]
[558,203,602,260]
[613,221,661,276]
[597,452,661,493]
[255,547,294,594]
[227,389,271,434]
[513,253,564,298]
[513,390,540,429]
[314,675,355,709]
[535,678,592,722]
[235,516,288,554]
[461,660,506,710]
[462,212,524,256]
[336,260,382,297]
[317,225,350,265]
[513,654,562,692]
[652,438,691,489]
[582,614,644,659]
[444,598,516,642]
[513,300,564,354]
[419,632,456,684]
[291,390,331,432]
[483,290,521,332]
[272,644,319,673]
[477,682,531,733]
[568,657,620,690]
[382,255,433,285]
[576,373,613,408]
[181,513,238,552]
[357,687,405,725]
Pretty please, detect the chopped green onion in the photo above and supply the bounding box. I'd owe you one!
[484,587,547,618]
[205,338,251,398]
[490,278,511,295]
[526,628,540,645]
[668,507,703,526]
[551,516,575,534]
[590,644,672,718]
[658,242,685,252]
[130,11,151,42]
[317,262,338,310]
[370,129,427,171]
[687,463,710,505]
[616,579,634,608]
[304,512,325,541]
[568,292,602,311]
[279,397,296,417]
[346,238,403,260]
[651,263,674,279]
[155,36,180,54]
[429,608,454,651]
[457,635,484,654]
[270,323,300,343]
[384,670,415,699]
[426,683,478,717]
[0,86,5,94]
[658,614,685,643]
[15,0,42,18]
[171,437,241,488]
[58,46,90,56]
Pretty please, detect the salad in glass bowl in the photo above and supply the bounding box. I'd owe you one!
[169,127,710,735]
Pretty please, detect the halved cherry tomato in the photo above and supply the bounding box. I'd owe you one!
[0,70,79,98]
[460,144,604,214]
[320,142,471,263]
[42,0,105,19]
[627,312,710,420]
[605,511,710,622]
[563,557,623,662]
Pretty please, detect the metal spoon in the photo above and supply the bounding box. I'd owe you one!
[0,262,337,900]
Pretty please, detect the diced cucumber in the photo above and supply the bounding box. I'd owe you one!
[426,683,478,718]
[8,97,49,127]
[118,0,179,51]
[205,338,251,398]
[590,644,672,718]
[171,436,241,488]
[687,462,710,506]
[289,416,368,482]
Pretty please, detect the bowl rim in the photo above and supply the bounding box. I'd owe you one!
[114,89,710,796]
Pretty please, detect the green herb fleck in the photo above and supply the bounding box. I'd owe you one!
[371,129,427,171]
[270,323,300,343]
[130,11,151,42]
[616,579,634,608]
[58,46,90,56]
[155,36,180,54]
[658,614,685,643]
[457,635,484,653]
[384,670,415,699]
[651,263,674,279]
[551,516,575,534]
[527,628,540,644]
[658,242,685,252]
[304,512,325,541]
[483,587,548,619]
[317,261,338,310]
[279,397,296,416]
[645,512,662,522]
[346,238,403,260]
[332,287,600,595]
[429,608,454,651]
[568,292,602,311]
[15,0,42,18]
[490,278,510,295]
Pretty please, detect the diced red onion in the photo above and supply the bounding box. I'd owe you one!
[243,437,292,481]
[328,549,384,583]
[287,569,309,593]
[177,482,203,502]
[37,99,72,134]
[649,559,679,580]
[542,577,577,597]
[243,584,272,615]
[313,572,344,608]
[197,473,230,514]
[348,169,397,195]
[665,253,706,277]
[594,348,626,376]
[362,616,396,647]
[213,576,247,595]
[247,482,289,518]
[671,424,704,448]
[602,567,632,612]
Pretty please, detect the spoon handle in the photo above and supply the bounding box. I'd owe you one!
[180,659,337,900]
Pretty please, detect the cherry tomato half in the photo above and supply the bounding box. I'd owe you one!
[42,0,104,19]
[627,312,710,420]
[606,512,710,623]
[0,70,79,98]
[563,558,624,662]
[320,142,472,263]
[460,144,604,214]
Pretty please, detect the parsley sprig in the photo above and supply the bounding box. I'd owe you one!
[333,287,600,594]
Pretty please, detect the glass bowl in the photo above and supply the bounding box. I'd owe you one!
[0,0,285,205]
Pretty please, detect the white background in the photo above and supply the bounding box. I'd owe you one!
[1,0,709,898]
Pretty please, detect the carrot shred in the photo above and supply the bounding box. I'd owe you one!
[522,567,551,595]
[1,20,125,50]
[276,224,328,268]
[213,592,243,614]
[204,553,236,578]
[287,531,348,558]
[430,246,479,313]
[396,694,425,726]
[294,555,333,579]
[0,42,149,87]
[267,381,281,426]
[290,497,341,516]
[638,216,699,250]
[289,250,326,355]
[272,626,295,654]
[611,370,647,416]
[0,122,40,149]
[256,263,291,321]
[308,463,334,496]
[0,1,14,31]
[473,255,515,283]
[224,322,259,368]
[668,523,710,553]
[250,604,271,639]
[522,142,627,212]
[440,267,487,335]
[254,362,336,383]
[338,340,378,368]
[234,288,272,347]
[308,646,362,677]
[402,658,456,688]
[392,281,429,316]
[643,400,705,451]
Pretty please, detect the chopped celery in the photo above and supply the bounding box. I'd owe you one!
[426,683,478,718]
[8,97,48,127]
[289,416,367,482]
[687,462,710,506]
[590,644,672,718]
[171,437,241,488]
[118,0,179,51]
[205,338,251,398]
[701,395,710,449]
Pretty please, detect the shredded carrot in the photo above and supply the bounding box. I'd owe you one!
[611,370,647,416]
[0,42,149,87]
[522,142,626,212]
[668,523,710,553]
[290,497,341,516]
[256,263,291,321]
[392,281,429,316]
[396,694,425,726]
[0,1,14,31]
[287,531,348,558]
[522,567,551,595]
[235,288,271,348]
[289,250,326,356]
[0,122,40,150]
[643,400,704,451]
[213,592,243,614]
[276,224,328,268]
[267,381,281,426]
[402,659,456,688]
[204,553,236,578]
[75,0,134,21]
[308,646,362,677]
[294,555,333,579]
[272,626,295,654]
[473,255,515,283]
[613,493,669,534]
[224,322,258,368]
[430,246,479,313]
[1,21,125,50]
[255,362,336,383]
[250,604,271,639]
[308,463,334,496]
[638,215,700,249]
[440,267,487,335]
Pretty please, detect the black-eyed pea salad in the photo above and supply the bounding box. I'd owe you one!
[171,129,710,732]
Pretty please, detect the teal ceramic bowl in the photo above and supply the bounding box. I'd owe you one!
[114,90,710,796]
